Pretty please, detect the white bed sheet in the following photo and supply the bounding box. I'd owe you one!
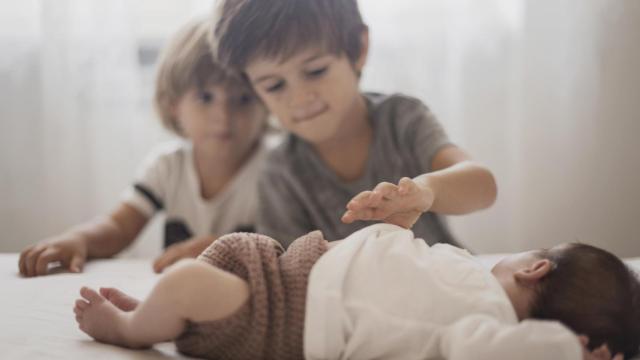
[2,253,639,359]
[0,254,190,359]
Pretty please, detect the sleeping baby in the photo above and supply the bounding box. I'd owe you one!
[73,222,638,359]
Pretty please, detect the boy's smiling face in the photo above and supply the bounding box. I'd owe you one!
[244,44,367,144]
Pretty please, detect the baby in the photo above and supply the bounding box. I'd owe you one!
[74,223,638,359]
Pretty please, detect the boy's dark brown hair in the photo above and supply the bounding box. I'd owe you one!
[211,0,366,71]
[531,243,640,358]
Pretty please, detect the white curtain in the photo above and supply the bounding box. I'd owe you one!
[2,0,639,256]
[0,0,212,256]
[361,0,640,255]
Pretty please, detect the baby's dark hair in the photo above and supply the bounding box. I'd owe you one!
[211,0,366,70]
[531,243,640,357]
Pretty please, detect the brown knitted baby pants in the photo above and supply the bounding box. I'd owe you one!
[174,231,329,360]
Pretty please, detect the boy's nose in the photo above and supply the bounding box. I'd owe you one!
[290,91,321,118]
[212,103,233,130]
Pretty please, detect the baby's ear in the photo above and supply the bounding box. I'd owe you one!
[514,259,554,285]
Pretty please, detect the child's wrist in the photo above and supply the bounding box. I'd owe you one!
[413,175,436,211]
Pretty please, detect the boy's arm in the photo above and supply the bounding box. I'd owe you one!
[341,147,496,228]
[18,203,148,277]
[438,314,583,360]
[342,97,496,227]
[414,145,497,215]
[83,203,149,258]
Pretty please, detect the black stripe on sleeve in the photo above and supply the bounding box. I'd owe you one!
[133,183,164,210]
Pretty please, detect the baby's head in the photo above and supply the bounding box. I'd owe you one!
[492,243,640,357]
[211,0,369,144]
[155,17,267,155]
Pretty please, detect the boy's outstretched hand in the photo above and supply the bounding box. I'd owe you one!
[580,336,624,360]
[341,177,434,229]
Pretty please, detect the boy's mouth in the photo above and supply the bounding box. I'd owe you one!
[210,132,233,141]
[293,104,329,123]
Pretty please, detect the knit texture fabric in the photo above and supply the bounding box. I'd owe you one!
[175,230,329,360]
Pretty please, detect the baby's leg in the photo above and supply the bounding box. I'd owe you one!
[74,259,249,349]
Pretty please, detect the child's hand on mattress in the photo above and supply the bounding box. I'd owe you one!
[152,235,216,273]
[18,234,88,277]
[341,177,434,229]
[579,335,624,360]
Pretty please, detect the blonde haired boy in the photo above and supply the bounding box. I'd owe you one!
[19,17,269,276]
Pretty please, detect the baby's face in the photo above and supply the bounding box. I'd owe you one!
[244,46,364,144]
[173,84,267,158]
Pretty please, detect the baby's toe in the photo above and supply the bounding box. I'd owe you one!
[80,286,104,304]
[75,299,89,310]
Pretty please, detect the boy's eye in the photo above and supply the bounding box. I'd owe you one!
[236,94,254,106]
[265,80,285,93]
[306,66,328,79]
[198,90,214,103]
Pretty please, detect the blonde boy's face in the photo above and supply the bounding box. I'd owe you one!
[244,47,365,144]
[173,84,266,158]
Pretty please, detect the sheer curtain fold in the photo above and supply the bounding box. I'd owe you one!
[2,0,150,253]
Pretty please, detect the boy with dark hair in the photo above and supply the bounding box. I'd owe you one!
[211,0,498,247]
[73,224,638,359]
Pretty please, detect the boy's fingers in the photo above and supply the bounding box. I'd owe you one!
[613,353,624,360]
[153,250,180,273]
[373,182,397,199]
[342,209,369,222]
[398,177,415,195]
[80,286,103,304]
[69,254,85,273]
[347,191,373,210]
[341,211,355,224]
[25,245,47,277]
[345,208,376,221]
[35,248,61,276]
[18,245,35,276]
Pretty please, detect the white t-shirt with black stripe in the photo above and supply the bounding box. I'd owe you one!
[122,140,267,247]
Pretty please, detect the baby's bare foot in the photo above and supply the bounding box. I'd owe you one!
[74,286,130,347]
[99,287,139,312]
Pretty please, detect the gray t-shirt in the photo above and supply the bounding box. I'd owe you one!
[257,93,458,248]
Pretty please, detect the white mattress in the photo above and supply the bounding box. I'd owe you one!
[0,254,190,359]
[1,253,639,359]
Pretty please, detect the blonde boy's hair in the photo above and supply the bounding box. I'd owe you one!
[154,17,248,135]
